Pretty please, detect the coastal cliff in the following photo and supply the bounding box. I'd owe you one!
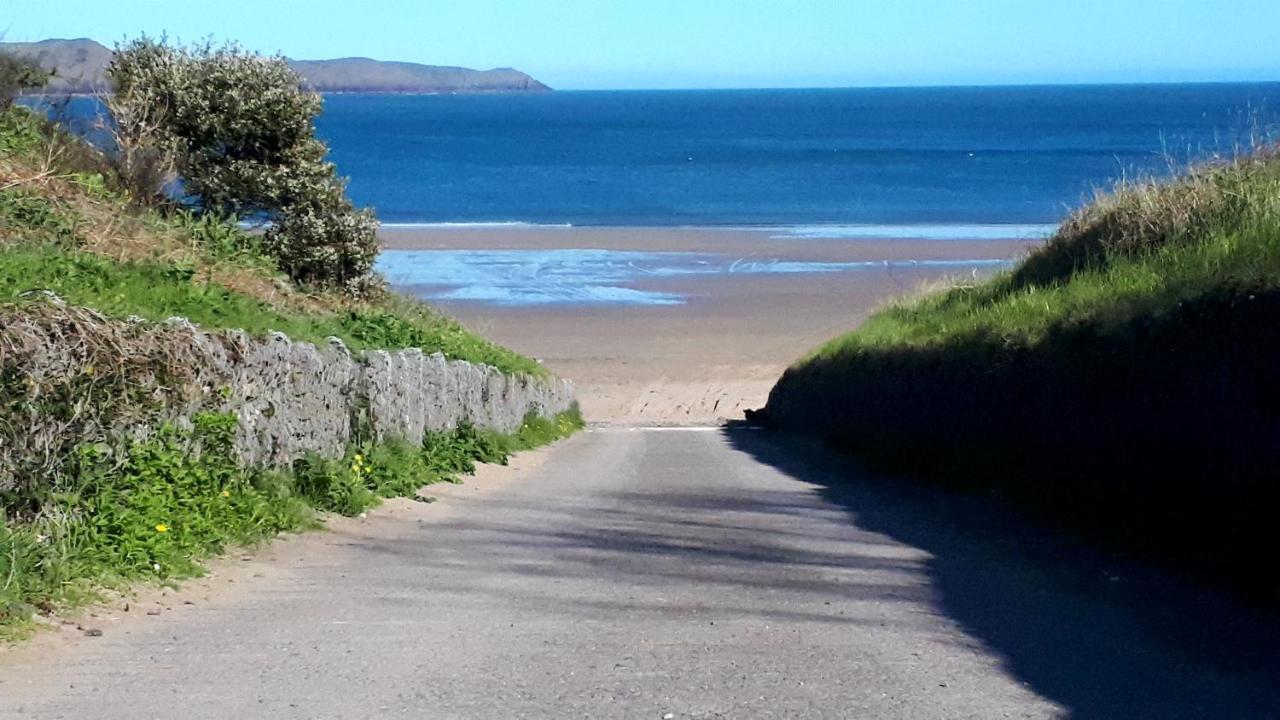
[1,38,551,94]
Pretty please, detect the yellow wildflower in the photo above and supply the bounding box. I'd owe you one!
[154,523,169,533]
[220,489,231,498]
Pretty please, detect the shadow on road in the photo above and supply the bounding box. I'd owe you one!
[722,427,1280,720]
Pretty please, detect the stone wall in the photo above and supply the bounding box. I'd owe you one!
[227,331,576,469]
[0,305,575,491]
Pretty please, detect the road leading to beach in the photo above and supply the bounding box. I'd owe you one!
[4,427,1277,719]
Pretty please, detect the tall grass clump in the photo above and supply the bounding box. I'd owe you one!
[762,146,1280,600]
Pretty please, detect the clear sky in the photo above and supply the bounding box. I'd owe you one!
[5,0,1279,89]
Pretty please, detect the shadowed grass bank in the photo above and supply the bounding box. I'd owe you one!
[761,147,1280,600]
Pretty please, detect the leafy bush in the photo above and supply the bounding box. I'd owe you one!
[0,52,48,110]
[262,188,381,291]
[106,38,379,293]
[422,422,508,477]
[291,453,378,516]
[100,86,176,206]
[168,209,271,264]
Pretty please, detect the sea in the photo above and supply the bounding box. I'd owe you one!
[312,84,1280,304]
[317,84,1280,230]
[38,84,1280,305]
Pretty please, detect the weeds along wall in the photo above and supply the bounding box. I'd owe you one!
[0,301,575,494]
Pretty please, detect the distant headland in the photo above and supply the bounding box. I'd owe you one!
[1,38,552,94]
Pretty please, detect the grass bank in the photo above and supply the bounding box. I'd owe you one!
[0,106,542,376]
[762,146,1280,600]
[0,103,579,637]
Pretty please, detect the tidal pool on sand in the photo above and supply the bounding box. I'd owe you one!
[377,249,1011,307]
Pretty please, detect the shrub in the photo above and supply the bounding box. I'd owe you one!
[106,38,379,292]
[262,183,381,292]
[100,88,176,206]
[0,52,48,110]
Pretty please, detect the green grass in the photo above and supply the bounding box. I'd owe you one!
[0,105,543,377]
[806,217,1280,362]
[0,406,582,639]
[805,148,1280,360]
[0,244,542,376]
[766,147,1280,600]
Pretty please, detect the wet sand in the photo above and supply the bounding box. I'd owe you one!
[382,226,1041,425]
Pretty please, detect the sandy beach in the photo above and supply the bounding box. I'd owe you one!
[382,226,1041,425]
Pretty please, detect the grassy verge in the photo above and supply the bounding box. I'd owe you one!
[0,244,542,375]
[0,105,542,376]
[763,147,1280,600]
[0,406,583,640]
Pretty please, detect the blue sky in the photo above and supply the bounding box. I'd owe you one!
[6,0,1279,89]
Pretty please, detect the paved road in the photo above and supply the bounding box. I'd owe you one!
[3,427,1279,719]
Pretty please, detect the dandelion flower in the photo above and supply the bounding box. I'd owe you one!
[155,523,169,533]
[220,489,231,498]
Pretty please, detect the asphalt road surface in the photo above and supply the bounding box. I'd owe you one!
[3,427,1278,719]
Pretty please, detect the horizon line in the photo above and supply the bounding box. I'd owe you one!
[548,78,1280,93]
[25,77,1280,101]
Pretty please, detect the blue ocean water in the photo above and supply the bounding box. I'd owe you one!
[35,85,1280,305]
[317,85,1280,227]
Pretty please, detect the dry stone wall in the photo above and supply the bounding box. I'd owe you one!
[0,305,575,491]
[228,333,576,469]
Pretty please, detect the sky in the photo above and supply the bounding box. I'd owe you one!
[5,0,1279,89]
